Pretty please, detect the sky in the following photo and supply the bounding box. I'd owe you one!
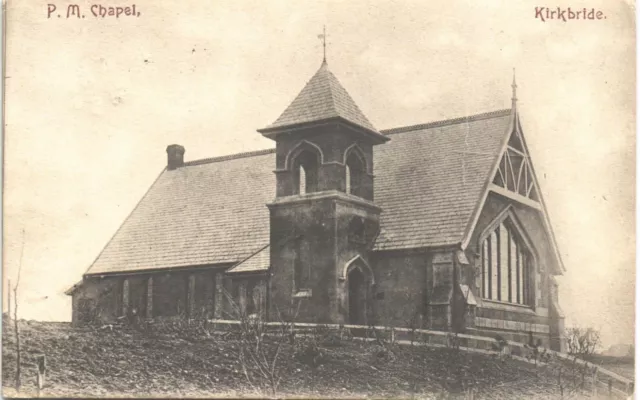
[3,0,636,348]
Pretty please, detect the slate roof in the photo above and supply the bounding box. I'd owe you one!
[261,61,378,133]
[373,110,511,250]
[227,244,270,274]
[85,109,512,276]
[86,149,275,275]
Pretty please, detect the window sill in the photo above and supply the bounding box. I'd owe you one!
[293,289,312,298]
[480,299,535,314]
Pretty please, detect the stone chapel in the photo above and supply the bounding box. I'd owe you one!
[67,59,566,351]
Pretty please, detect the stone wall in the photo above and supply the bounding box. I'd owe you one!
[268,192,381,325]
[71,276,121,325]
[462,192,562,350]
[72,267,232,325]
[273,126,375,200]
[71,188,565,353]
[268,196,338,323]
[371,251,428,328]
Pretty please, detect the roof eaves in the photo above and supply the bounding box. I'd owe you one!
[83,167,167,277]
[373,242,461,253]
[457,109,566,275]
[225,269,270,277]
[258,116,388,143]
[64,280,83,296]
[87,262,236,277]
[513,114,567,274]
[460,108,516,251]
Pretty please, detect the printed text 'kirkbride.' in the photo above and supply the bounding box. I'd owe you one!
[535,7,606,22]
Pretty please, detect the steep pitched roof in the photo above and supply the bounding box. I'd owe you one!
[462,106,566,274]
[261,61,378,134]
[373,110,511,250]
[226,244,270,274]
[86,149,275,275]
[85,110,512,276]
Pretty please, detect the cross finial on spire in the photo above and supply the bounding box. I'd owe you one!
[511,68,518,107]
[317,26,327,63]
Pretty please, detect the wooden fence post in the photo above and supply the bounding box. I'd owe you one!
[558,367,563,398]
[36,354,46,394]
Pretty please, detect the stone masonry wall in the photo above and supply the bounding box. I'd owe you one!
[372,251,428,329]
[73,267,230,325]
[464,192,560,349]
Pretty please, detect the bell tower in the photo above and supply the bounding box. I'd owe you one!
[258,60,389,324]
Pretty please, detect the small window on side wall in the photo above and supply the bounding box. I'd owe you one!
[293,237,311,292]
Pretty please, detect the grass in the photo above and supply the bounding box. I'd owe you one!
[582,354,635,381]
[1,318,631,399]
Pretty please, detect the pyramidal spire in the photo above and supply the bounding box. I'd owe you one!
[258,61,380,135]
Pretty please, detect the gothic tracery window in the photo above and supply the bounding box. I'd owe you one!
[493,131,539,201]
[481,219,533,305]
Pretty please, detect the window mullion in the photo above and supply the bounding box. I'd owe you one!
[496,228,501,301]
[482,240,487,298]
[523,254,528,305]
[488,236,492,299]
[516,245,521,304]
[507,228,512,303]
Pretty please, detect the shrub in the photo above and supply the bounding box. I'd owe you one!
[294,338,326,368]
[565,327,601,358]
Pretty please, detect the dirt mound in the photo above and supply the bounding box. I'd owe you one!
[2,320,607,398]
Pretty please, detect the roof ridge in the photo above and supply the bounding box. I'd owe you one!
[262,62,378,133]
[178,109,510,167]
[182,148,276,167]
[381,109,511,135]
[327,67,375,129]
[324,65,340,119]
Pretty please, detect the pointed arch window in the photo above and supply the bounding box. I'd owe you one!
[481,219,533,305]
[345,149,366,197]
[293,149,319,195]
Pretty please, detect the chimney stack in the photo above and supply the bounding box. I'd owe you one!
[166,144,185,170]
